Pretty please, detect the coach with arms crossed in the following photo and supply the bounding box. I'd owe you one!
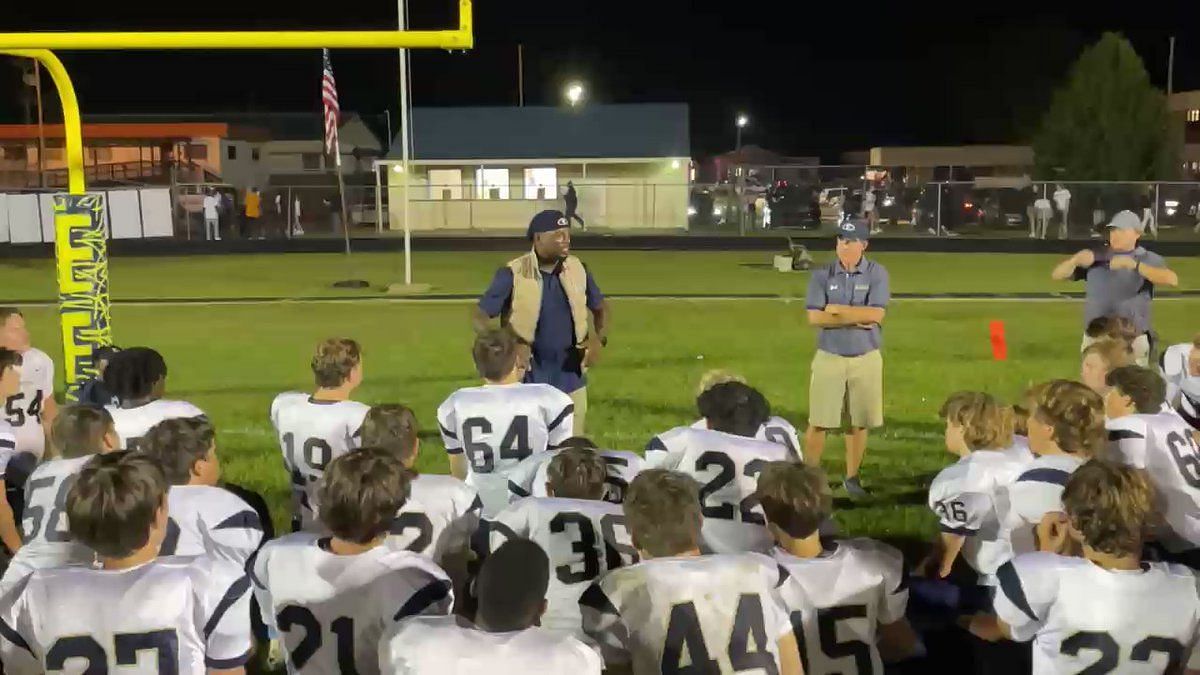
[1051,209,1178,366]
[805,217,890,499]
[473,210,609,434]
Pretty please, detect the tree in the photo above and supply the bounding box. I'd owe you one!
[1033,32,1178,181]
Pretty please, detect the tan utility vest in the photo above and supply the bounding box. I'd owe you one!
[503,251,590,347]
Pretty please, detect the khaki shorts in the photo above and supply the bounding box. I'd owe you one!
[808,349,884,429]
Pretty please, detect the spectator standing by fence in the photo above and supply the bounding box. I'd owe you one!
[1140,191,1157,238]
[244,187,262,240]
[1034,194,1053,239]
[1053,184,1071,239]
[291,195,304,237]
[202,189,221,241]
[1051,210,1179,366]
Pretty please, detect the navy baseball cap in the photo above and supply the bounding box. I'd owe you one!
[835,217,870,241]
[526,210,570,240]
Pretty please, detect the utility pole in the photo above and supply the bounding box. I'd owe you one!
[1167,36,1176,97]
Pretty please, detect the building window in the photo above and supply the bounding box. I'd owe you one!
[475,168,510,199]
[252,147,261,162]
[428,168,463,200]
[523,167,558,200]
[227,145,238,160]
[1189,109,1200,123]
[302,153,322,170]
[94,147,112,162]
[187,143,208,160]
[1,145,28,161]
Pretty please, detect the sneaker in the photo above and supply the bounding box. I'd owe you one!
[843,476,870,500]
[927,227,938,235]
[945,230,960,237]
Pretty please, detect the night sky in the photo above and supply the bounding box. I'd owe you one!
[1,1,1198,160]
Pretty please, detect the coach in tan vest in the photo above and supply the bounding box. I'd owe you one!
[473,210,610,434]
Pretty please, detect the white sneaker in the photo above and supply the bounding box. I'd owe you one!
[927,227,938,235]
[946,230,960,237]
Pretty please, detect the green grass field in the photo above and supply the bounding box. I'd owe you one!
[8,250,1199,546]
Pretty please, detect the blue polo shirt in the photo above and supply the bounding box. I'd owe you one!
[478,262,604,394]
[1071,246,1166,334]
[805,257,891,357]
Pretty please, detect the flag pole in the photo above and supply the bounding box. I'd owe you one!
[324,48,367,289]
[333,134,351,257]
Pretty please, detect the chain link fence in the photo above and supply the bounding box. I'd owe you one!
[3,173,1200,244]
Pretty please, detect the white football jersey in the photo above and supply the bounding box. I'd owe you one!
[0,421,15,478]
[4,347,53,460]
[772,539,909,675]
[994,552,1200,675]
[379,615,602,675]
[388,473,482,566]
[105,399,206,451]
[1109,412,1200,552]
[928,449,1028,575]
[999,454,1085,557]
[489,496,638,639]
[1,455,95,591]
[1162,343,1200,430]
[251,532,453,675]
[688,415,804,462]
[436,383,575,517]
[270,392,369,531]
[647,426,794,553]
[160,484,264,568]
[0,555,252,675]
[580,553,793,674]
[507,448,645,505]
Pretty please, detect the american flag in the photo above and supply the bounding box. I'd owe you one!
[321,49,340,158]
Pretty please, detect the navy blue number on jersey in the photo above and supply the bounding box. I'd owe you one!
[4,390,42,426]
[1166,431,1200,489]
[549,512,638,584]
[23,474,75,542]
[1060,632,1183,675]
[389,512,434,553]
[788,605,873,674]
[278,605,357,673]
[662,594,779,675]
[695,453,767,525]
[601,455,630,503]
[46,630,179,675]
[282,433,334,472]
[461,415,532,473]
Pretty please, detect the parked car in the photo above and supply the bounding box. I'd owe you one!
[911,185,983,230]
[765,181,821,229]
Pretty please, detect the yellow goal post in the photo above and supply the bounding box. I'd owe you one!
[1,0,472,398]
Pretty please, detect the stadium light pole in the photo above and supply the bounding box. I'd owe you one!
[565,82,584,107]
[735,113,749,150]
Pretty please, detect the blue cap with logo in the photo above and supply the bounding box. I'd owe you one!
[527,209,570,240]
[836,216,871,241]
